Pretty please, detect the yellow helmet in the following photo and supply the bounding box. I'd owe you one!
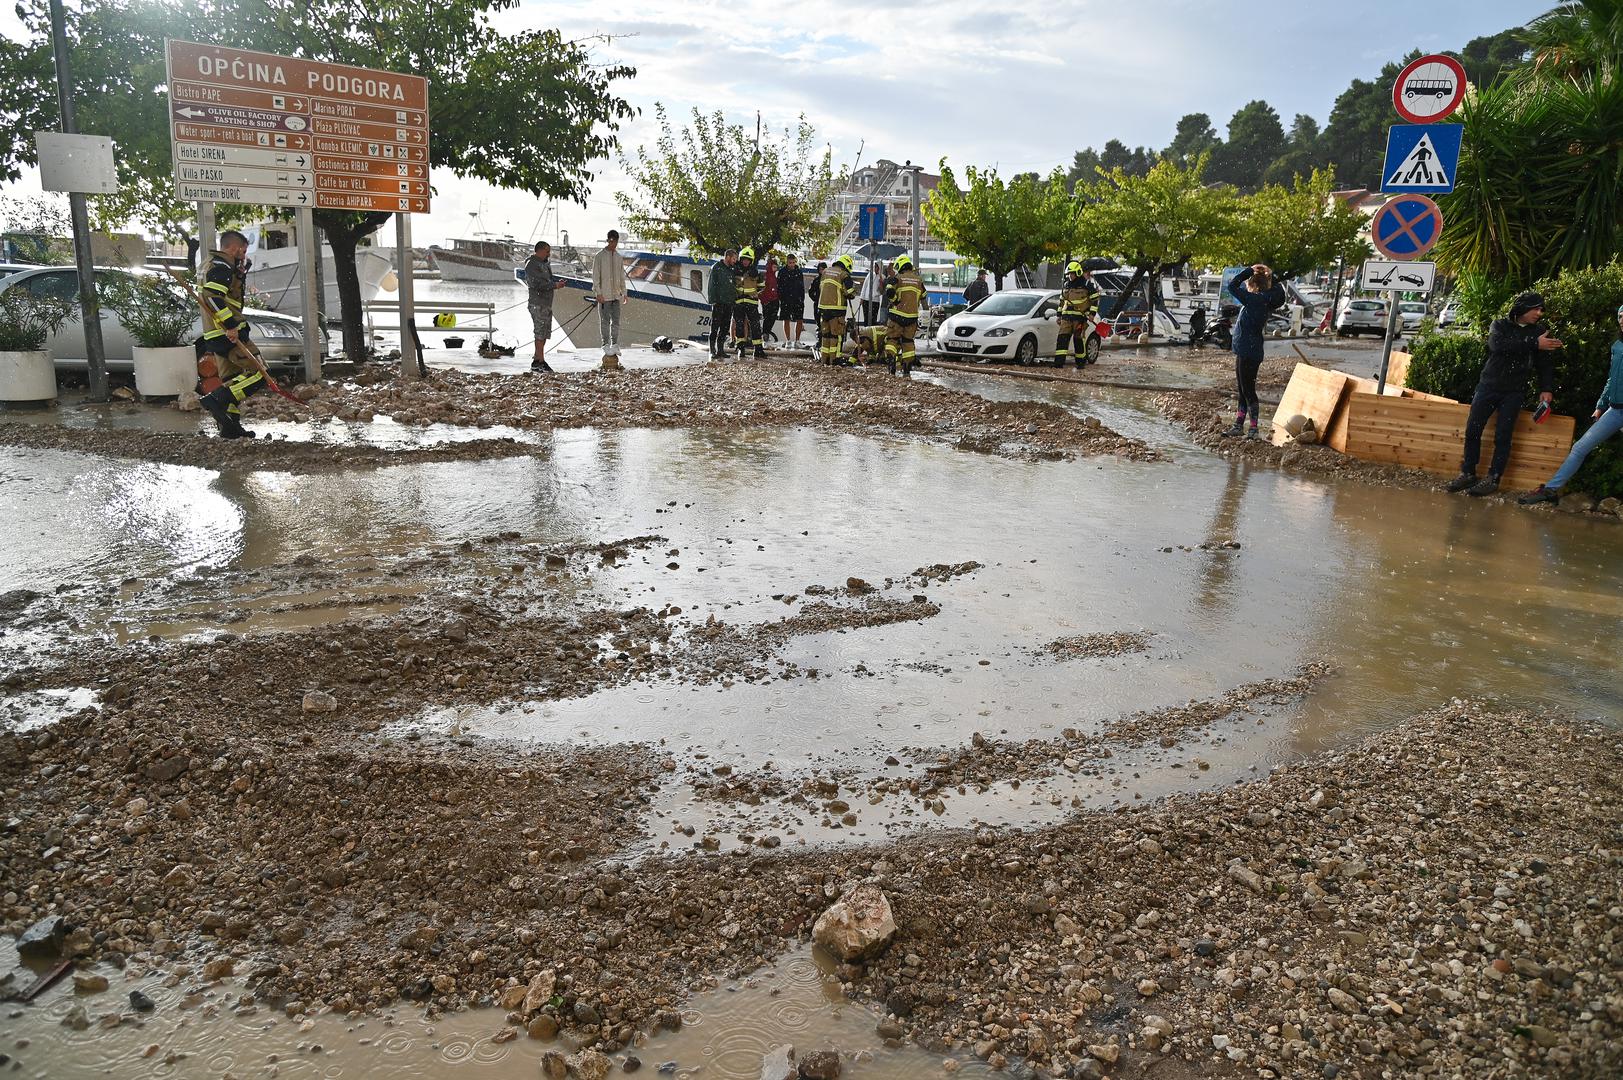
[894,254,913,273]
[740,246,755,262]
[835,254,854,271]
[1065,261,1083,276]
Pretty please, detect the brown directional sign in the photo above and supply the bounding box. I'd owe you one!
[166,39,430,214]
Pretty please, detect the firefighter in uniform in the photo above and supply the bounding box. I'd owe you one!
[195,230,265,439]
[817,254,855,365]
[884,254,926,376]
[1056,261,1098,367]
[733,247,765,359]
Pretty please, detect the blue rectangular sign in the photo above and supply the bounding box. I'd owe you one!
[857,202,887,241]
[1381,123,1462,194]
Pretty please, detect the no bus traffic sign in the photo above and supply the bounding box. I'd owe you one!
[1392,54,1468,124]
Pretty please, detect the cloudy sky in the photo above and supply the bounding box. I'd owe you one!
[4,0,1548,248]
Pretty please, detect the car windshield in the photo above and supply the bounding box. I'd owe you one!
[970,293,1038,317]
[1350,301,1384,311]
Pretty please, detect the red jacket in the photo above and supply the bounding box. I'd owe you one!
[762,263,779,303]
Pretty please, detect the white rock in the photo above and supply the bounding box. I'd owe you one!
[812,884,896,962]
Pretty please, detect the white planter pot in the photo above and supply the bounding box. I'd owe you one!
[132,345,197,399]
[0,349,57,407]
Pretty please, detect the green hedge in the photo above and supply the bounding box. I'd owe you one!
[1408,260,1623,496]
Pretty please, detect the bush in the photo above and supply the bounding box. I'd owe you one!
[1406,330,1486,402]
[1410,259,1623,496]
[0,288,75,351]
[101,273,198,349]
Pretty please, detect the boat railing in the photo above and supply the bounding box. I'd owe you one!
[363,299,497,339]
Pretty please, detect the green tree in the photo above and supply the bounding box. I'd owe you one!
[1229,168,1366,280]
[1064,148,1102,192]
[1076,153,1240,337]
[1523,0,1623,81]
[1459,26,1530,86]
[1436,9,1622,280]
[1207,101,1287,192]
[1165,112,1221,164]
[1319,67,1402,190]
[1263,113,1325,187]
[0,0,635,363]
[1099,139,1153,177]
[616,106,842,257]
[923,164,1079,289]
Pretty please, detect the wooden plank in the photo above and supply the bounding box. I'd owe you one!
[1400,388,1460,404]
[1322,374,1381,452]
[1340,394,1575,490]
[1270,363,1349,447]
[1386,350,1412,390]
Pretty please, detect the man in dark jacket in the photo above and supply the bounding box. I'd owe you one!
[707,249,738,359]
[777,254,806,346]
[1447,291,1563,496]
[963,270,990,307]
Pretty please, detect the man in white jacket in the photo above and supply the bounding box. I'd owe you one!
[592,230,629,366]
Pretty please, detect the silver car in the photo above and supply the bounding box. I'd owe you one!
[0,265,319,375]
[1335,298,1389,337]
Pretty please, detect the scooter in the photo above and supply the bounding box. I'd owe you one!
[1209,313,1234,350]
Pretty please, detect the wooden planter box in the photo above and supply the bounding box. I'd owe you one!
[1273,358,1575,491]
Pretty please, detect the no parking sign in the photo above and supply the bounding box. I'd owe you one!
[1371,195,1444,261]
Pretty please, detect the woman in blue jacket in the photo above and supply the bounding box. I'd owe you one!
[1518,304,1623,504]
[1223,264,1286,439]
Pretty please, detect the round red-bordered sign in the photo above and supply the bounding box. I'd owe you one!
[1371,195,1445,260]
[1393,54,1468,123]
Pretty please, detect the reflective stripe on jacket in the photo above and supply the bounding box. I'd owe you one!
[818,267,851,311]
[200,251,247,339]
[888,270,925,320]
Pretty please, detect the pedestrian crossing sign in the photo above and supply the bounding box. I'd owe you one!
[1381,123,1462,194]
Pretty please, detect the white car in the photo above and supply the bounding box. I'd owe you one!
[1397,301,1429,332]
[1438,301,1461,328]
[934,289,1104,365]
[0,265,319,375]
[1335,298,1389,337]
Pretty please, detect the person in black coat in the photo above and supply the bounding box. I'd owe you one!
[777,254,806,346]
[1446,290,1563,496]
[963,270,990,307]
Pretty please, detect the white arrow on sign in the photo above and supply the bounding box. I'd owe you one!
[175,107,206,119]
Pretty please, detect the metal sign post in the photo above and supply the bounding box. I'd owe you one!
[296,205,321,382]
[396,212,420,379]
[1376,301,1402,395]
[46,0,108,402]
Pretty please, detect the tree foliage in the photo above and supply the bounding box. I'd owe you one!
[1207,100,1286,191]
[1076,153,1238,272]
[1436,2,1623,280]
[922,163,1078,288]
[1228,168,1368,278]
[616,106,842,258]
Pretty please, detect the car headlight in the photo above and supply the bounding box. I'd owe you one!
[255,321,295,340]
[984,327,1013,338]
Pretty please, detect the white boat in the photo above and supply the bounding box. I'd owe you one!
[429,237,527,282]
[242,221,396,319]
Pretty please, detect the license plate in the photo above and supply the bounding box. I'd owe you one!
[942,340,974,351]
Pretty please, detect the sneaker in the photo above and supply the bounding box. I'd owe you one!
[1220,419,1245,437]
[1518,485,1559,505]
[530,359,553,372]
[1445,472,1479,493]
[1245,426,1260,440]
[1467,476,1500,497]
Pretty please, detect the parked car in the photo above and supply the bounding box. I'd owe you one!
[1335,298,1389,337]
[1438,301,1461,328]
[0,265,320,375]
[934,289,1104,364]
[1397,301,1429,332]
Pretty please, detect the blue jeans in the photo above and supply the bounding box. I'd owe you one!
[1547,406,1623,489]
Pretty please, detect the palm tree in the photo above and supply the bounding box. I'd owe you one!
[1522,0,1623,82]
[1435,0,1623,278]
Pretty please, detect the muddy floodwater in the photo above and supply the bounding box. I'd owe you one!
[3,361,1620,1078]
